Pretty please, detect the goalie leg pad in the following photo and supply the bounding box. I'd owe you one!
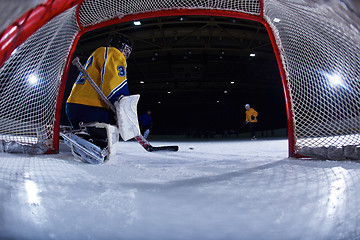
[61,132,107,164]
[84,122,119,161]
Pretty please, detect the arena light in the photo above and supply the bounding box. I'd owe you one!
[140,81,145,84]
[250,53,256,57]
[230,81,235,84]
[133,21,141,26]
[323,72,346,88]
[273,18,281,23]
[28,74,38,84]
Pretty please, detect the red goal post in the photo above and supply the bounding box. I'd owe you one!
[0,0,359,159]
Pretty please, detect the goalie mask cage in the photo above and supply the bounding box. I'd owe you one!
[0,0,359,159]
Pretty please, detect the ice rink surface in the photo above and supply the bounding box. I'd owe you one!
[0,138,360,240]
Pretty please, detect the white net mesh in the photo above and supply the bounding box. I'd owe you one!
[263,0,360,158]
[0,6,79,152]
[78,0,261,27]
[0,0,359,158]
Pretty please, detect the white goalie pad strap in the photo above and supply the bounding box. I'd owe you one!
[114,94,141,141]
[92,122,119,160]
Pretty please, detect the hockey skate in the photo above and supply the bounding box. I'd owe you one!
[60,122,119,164]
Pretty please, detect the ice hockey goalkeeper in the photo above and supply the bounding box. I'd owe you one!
[66,35,133,129]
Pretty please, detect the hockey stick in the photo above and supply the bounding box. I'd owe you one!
[72,57,178,152]
[135,135,178,152]
[72,57,116,113]
[243,119,252,126]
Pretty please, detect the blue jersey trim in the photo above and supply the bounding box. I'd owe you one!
[100,47,109,90]
[107,80,129,104]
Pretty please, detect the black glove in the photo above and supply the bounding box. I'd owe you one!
[251,115,255,120]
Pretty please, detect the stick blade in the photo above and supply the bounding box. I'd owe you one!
[151,145,179,152]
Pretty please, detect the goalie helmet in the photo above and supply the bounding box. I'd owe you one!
[245,104,250,109]
[109,35,133,59]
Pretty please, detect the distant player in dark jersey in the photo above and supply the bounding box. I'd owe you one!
[66,35,133,129]
[139,110,153,139]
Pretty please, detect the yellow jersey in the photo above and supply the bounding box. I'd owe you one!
[245,108,258,123]
[67,47,129,109]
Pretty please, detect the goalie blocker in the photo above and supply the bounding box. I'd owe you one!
[115,94,141,141]
[114,95,179,152]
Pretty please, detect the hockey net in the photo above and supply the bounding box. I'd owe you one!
[0,0,359,159]
[264,1,360,159]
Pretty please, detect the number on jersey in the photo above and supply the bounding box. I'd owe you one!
[117,66,126,77]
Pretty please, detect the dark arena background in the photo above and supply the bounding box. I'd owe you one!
[62,16,287,137]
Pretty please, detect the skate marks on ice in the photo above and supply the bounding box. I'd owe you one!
[0,140,360,239]
[119,158,288,190]
[0,155,140,240]
[282,159,360,238]
[111,141,360,240]
[118,158,360,240]
[105,141,360,239]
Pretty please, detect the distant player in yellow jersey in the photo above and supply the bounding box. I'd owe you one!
[245,104,258,140]
[66,35,133,129]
